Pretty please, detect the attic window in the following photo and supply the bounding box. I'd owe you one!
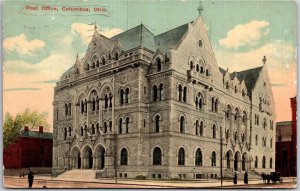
[198,40,203,47]
[234,86,238,93]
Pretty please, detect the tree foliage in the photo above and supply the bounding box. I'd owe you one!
[3,109,49,148]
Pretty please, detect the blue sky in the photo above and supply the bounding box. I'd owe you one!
[3,0,297,129]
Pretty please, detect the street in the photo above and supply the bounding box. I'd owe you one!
[3,176,297,189]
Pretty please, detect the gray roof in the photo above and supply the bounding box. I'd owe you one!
[233,66,263,91]
[20,130,53,139]
[111,23,189,53]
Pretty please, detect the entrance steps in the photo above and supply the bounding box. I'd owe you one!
[224,169,261,180]
[56,169,96,180]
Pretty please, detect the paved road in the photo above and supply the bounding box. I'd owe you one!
[3,177,171,188]
[212,182,297,189]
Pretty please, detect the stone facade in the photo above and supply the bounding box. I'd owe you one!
[53,16,276,179]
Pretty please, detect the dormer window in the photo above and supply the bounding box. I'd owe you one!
[234,86,238,93]
[156,58,161,72]
[115,52,119,60]
[242,89,246,97]
[190,61,194,70]
[200,66,204,74]
[198,40,203,47]
[96,60,100,67]
[205,69,209,76]
[102,57,106,65]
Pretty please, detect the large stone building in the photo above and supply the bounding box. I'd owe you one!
[53,15,276,179]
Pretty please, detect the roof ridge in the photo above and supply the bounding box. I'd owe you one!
[236,66,263,74]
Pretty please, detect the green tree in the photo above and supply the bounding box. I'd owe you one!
[3,109,49,148]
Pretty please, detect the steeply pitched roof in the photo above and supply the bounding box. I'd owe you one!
[111,23,189,53]
[234,66,263,91]
[112,24,156,51]
[155,23,189,53]
[20,130,53,139]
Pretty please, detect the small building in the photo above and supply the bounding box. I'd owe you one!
[276,97,297,177]
[3,126,53,169]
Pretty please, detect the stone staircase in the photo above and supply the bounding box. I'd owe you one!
[56,169,97,180]
[224,169,261,180]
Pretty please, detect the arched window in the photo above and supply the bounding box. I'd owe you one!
[255,156,258,168]
[96,60,100,67]
[178,85,182,101]
[213,124,216,139]
[153,147,162,165]
[84,125,87,135]
[159,84,164,101]
[211,151,216,166]
[125,88,129,104]
[195,149,203,166]
[183,87,187,102]
[200,121,204,136]
[211,97,215,111]
[64,127,67,140]
[68,103,72,115]
[96,123,100,133]
[234,131,238,142]
[262,156,266,168]
[120,148,128,165]
[119,118,123,134]
[263,118,267,129]
[195,120,199,135]
[234,108,239,121]
[270,158,273,168]
[214,99,218,112]
[65,104,68,116]
[234,86,238,93]
[91,124,95,134]
[80,126,84,136]
[180,116,185,133]
[206,69,209,76]
[104,94,108,109]
[242,111,247,124]
[156,58,161,72]
[241,133,245,142]
[200,66,204,74]
[190,61,194,70]
[92,98,96,111]
[92,62,95,69]
[120,89,124,105]
[81,100,84,113]
[125,117,130,133]
[86,64,90,71]
[153,85,158,101]
[109,121,112,132]
[255,135,258,145]
[178,148,185,165]
[195,93,203,110]
[155,115,160,133]
[114,52,119,60]
[270,138,273,148]
[68,126,72,136]
[104,122,107,133]
[102,57,106,65]
[196,64,199,72]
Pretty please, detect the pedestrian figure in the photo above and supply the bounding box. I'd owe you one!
[28,168,34,188]
[233,172,237,184]
[244,172,248,184]
[267,174,270,184]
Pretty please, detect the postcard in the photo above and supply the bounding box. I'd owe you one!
[2,0,297,189]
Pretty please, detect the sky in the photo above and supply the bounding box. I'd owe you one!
[2,0,297,131]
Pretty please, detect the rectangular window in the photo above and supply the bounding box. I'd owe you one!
[152,174,156,178]
[119,173,122,178]
[144,119,146,128]
[157,174,161,179]
[124,173,127,178]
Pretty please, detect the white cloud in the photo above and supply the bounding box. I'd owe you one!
[219,20,269,49]
[71,23,123,45]
[4,34,46,55]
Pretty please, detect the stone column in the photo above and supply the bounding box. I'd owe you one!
[99,99,102,132]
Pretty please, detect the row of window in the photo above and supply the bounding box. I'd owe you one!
[225,82,246,97]
[254,156,273,169]
[119,147,216,167]
[189,60,210,77]
[64,103,72,116]
[86,52,119,71]
[255,135,273,148]
[225,130,246,143]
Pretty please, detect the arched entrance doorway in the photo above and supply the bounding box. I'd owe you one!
[71,147,81,169]
[242,153,247,171]
[95,145,105,169]
[77,153,81,169]
[83,146,93,169]
[234,152,241,171]
[226,150,233,170]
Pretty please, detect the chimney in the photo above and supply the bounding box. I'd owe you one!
[39,126,43,133]
[24,126,29,131]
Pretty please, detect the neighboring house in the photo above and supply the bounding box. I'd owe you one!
[3,126,53,169]
[53,15,275,179]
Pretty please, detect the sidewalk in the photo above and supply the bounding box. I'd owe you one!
[6,175,296,188]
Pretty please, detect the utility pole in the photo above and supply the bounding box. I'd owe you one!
[220,125,223,187]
